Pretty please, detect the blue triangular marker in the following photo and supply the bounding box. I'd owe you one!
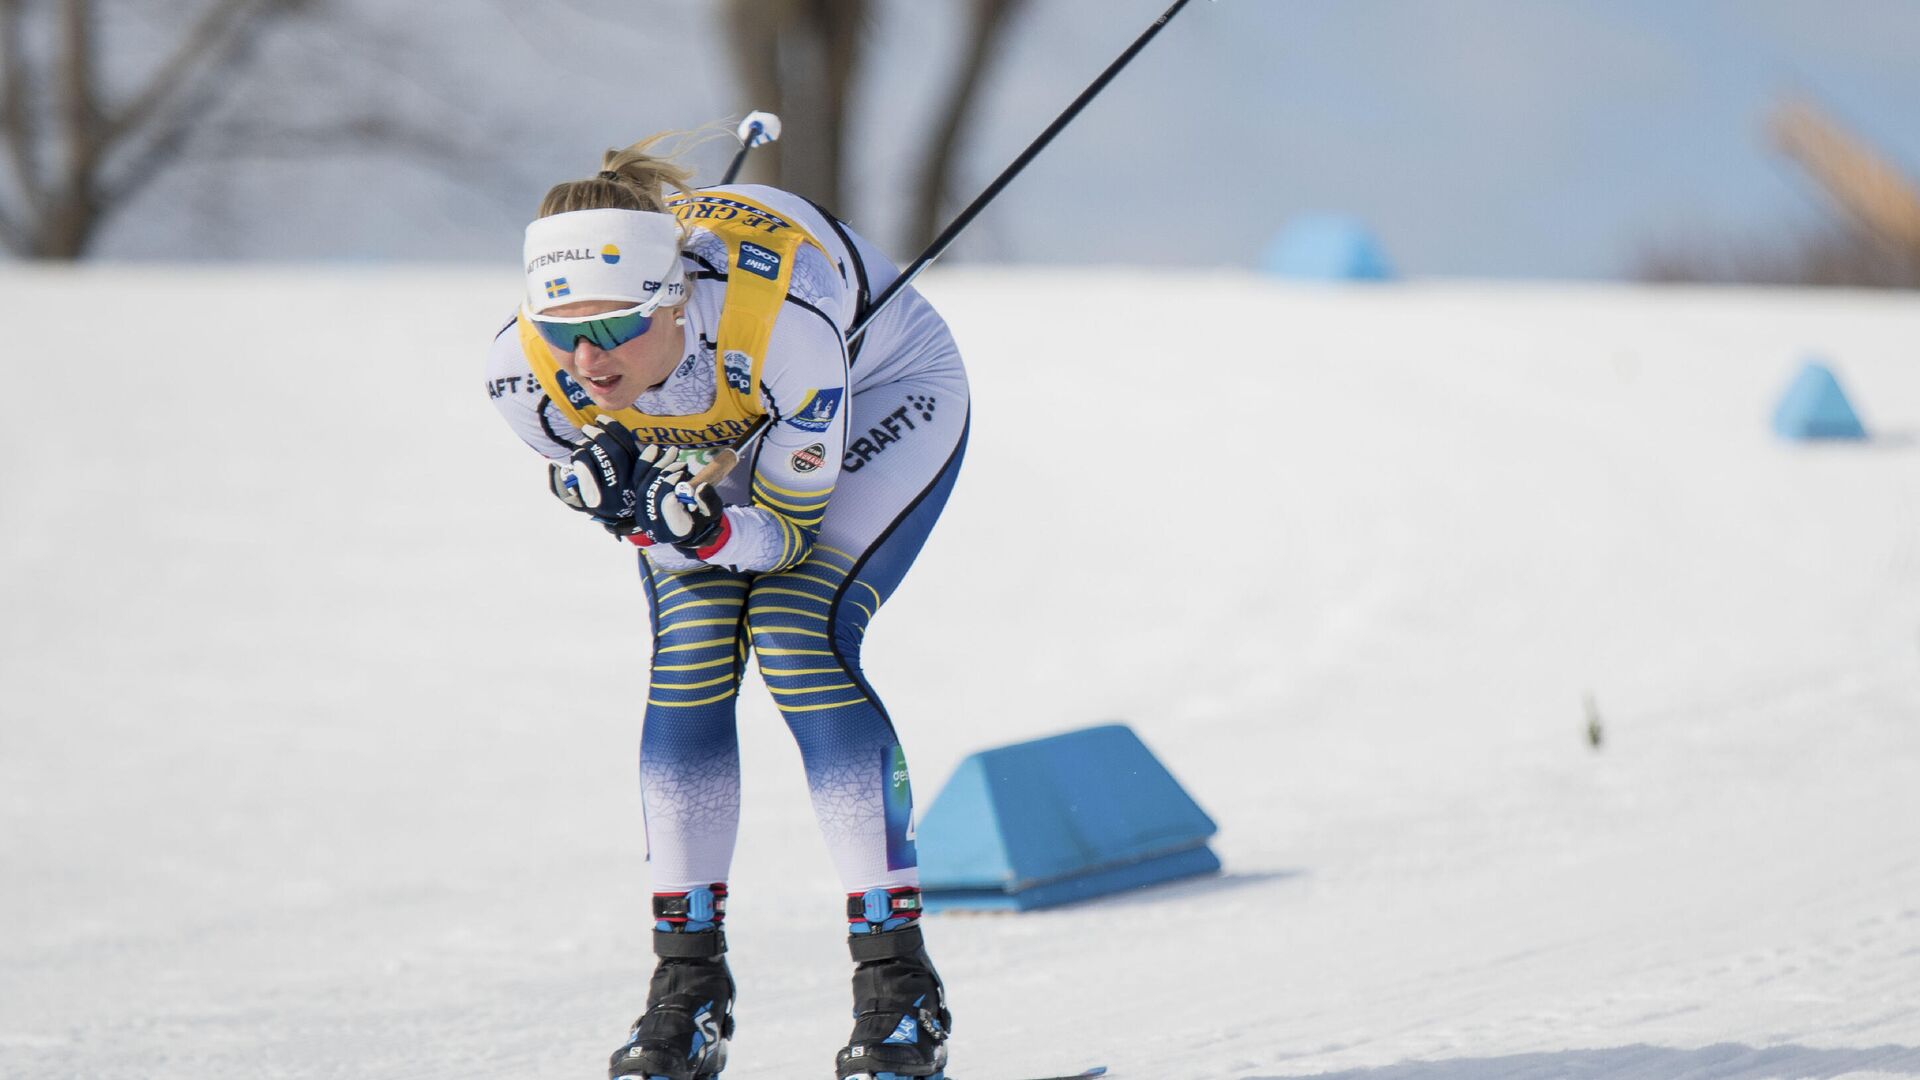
[1773,359,1866,440]
[1260,214,1393,281]
[916,724,1221,911]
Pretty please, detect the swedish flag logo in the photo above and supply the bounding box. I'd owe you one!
[545,277,571,299]
[601,244,622,265]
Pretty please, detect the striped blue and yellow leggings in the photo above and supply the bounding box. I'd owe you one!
[636,380,968,894]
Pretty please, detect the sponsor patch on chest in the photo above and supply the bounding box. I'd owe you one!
[738,241,782,280]
[723,351,753,395]
[553,369,593,409]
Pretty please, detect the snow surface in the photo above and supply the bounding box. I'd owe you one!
[4,269,1920,1079]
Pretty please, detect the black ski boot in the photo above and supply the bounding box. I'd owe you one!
[609,887,734,1080]
[835,888,952,1080]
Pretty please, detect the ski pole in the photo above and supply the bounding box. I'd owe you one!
[688,0,1207,492]
[852,0,1204,347]
[721,111,782,185]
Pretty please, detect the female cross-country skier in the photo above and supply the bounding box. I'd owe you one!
[485,131,968,1080]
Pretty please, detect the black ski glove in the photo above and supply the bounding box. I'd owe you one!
[561,418,725,552]
[563,418,656,536]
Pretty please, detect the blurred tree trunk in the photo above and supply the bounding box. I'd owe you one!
[1635,99,1920,288]
[908,0,1024,253]
[721,0,1028,249]
[1771,100,1920,256]
[0,0,311,259]
[721,0,868,212]
[722,0,782,182]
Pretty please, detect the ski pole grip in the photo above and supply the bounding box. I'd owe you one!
[691,448,739,487]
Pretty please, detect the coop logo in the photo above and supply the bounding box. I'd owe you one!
[790,443,826,473]
[553,369,593,409]
[738,241,782,280]
[723,351,753,395]
[785,387,844,433]
[601,243,622,264]
[527,248,594,273]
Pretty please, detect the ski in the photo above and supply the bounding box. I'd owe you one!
[848,1060,1105,1068]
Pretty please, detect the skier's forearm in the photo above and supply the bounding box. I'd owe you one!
[683,503,821,573]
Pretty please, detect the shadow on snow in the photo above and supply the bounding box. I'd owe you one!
[1074,868,1305,911]
[1256,1042,1920,1079]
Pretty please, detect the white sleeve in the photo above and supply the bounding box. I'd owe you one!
[640,543,708,573]
[486,318,581,462]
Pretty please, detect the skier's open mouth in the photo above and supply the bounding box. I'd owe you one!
[581,373,622,391]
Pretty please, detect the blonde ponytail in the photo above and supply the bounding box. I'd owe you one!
[537,128,728,218]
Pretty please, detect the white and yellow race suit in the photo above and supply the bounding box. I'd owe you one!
[487,185,969,893]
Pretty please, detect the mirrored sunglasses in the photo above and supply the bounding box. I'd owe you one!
[527,302,658,352]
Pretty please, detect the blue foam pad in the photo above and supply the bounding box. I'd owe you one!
[916,724,1220,911]
[1773,359,1866,440]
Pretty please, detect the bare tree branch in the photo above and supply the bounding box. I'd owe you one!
[188,113,476,166]
[717,0,870,208]
[0,0,46,213]
[3,0,511,257]
[1634,221,1920,289]
[44,0,103,255]
[95,66,229,207]
[809,0,867,212]
[910,0,1024,252]
[59,0,96,177]
[104,0,262,147]
[0,198,28,253]
[723,0,785,186]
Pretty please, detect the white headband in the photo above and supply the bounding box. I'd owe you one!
[523,208,686,314]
